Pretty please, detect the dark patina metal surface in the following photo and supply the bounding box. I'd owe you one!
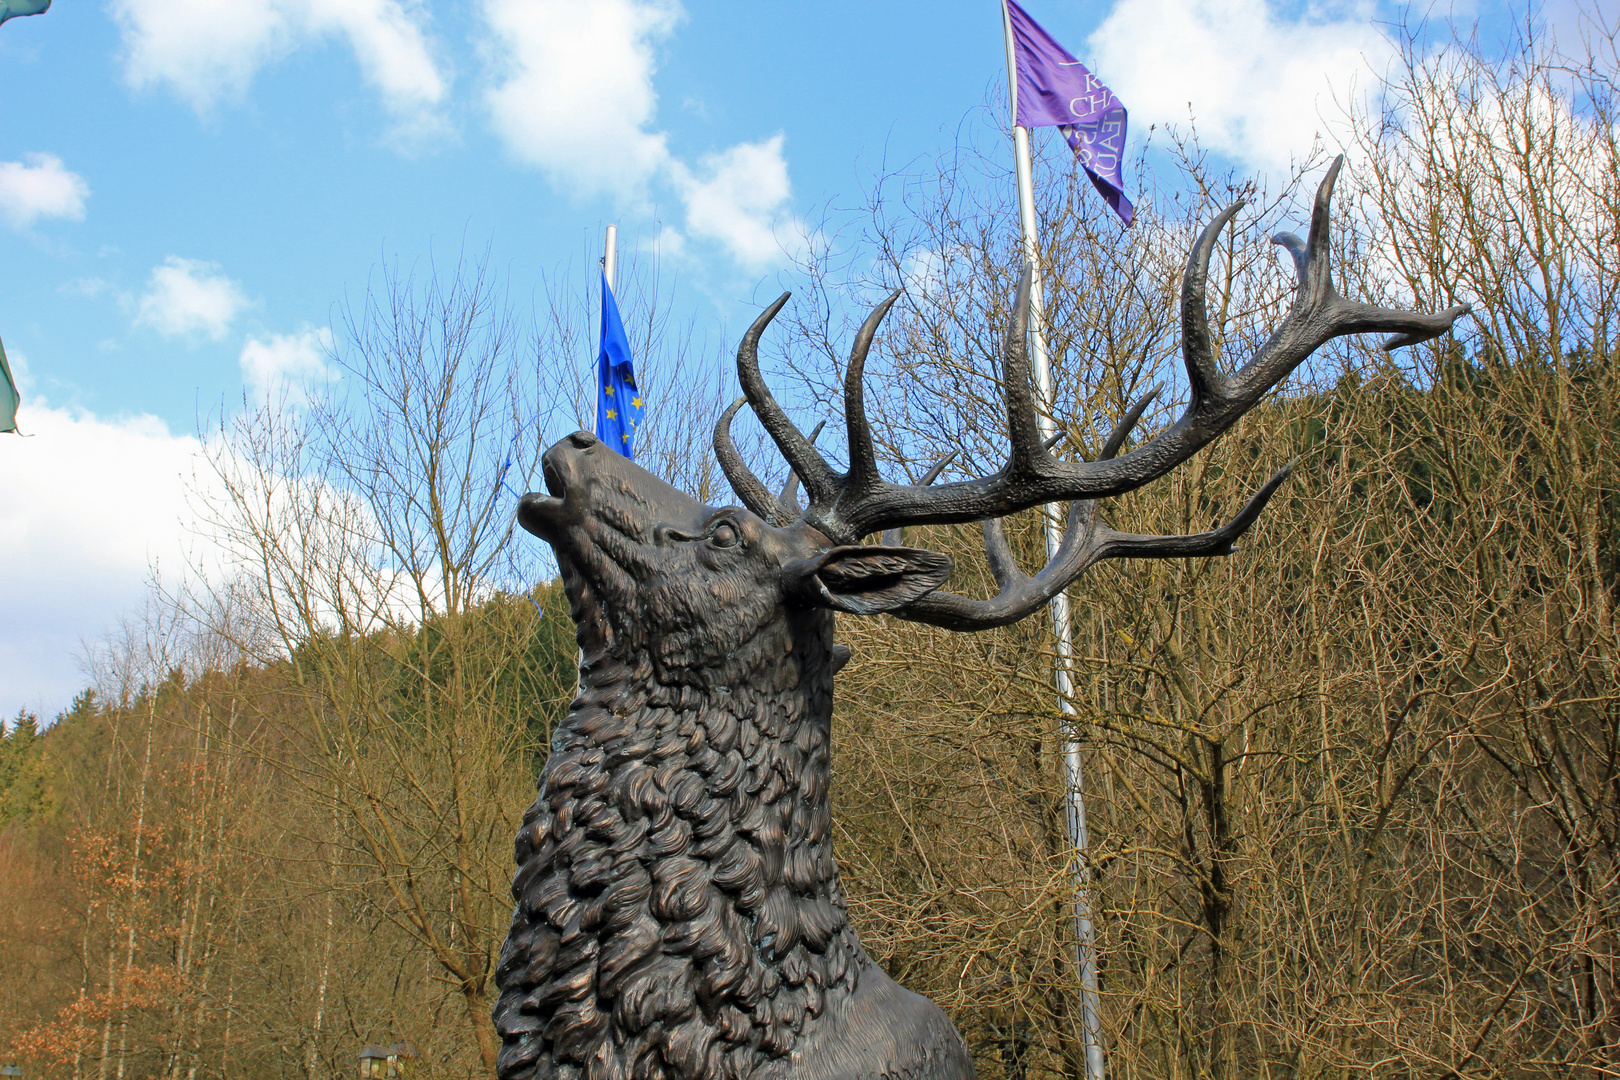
[491,159,1467,1080]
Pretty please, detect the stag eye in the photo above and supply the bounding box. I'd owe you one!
[710,523,739,548]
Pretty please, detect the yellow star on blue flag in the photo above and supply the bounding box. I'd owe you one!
[594,272,645,459]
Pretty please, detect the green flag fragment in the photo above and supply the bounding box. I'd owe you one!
[0,335,19,434]
[0,1,51,26]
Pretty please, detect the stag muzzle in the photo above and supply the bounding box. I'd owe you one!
[515,431,589,541]
[517,430,711,545]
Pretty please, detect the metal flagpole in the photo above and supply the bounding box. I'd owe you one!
[581,223,620,692]
[1001,5,1105,1078]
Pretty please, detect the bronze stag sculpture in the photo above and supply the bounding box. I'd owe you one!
[493,159,1467,1080]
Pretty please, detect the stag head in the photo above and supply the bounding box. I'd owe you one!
[518,432,951,688]
[526,160,1468,653]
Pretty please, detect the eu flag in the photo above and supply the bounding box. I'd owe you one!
[594,273,644,459]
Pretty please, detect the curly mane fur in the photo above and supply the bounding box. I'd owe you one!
[494,607,871,1080]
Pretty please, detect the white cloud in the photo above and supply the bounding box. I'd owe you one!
[670,135,802,269]
[479,0,803,269]
[110,0,445,129]
[0,153,89,229]
[652,224,688,262]
[481,0,678,201]
[239,328,335,404]
[900,246,949,299]
[111,0,287,106]
[0,402,204,719]
[1088,0,1394,176]
[312,0,446,122]
[1537,0,1606,55]
[135,257,247,340]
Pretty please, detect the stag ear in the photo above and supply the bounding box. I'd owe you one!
[787,545,953,615]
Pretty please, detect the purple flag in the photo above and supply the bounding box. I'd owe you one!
[1006,0,1134,226]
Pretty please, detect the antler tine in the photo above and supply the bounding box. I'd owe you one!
[892,462,1296,632]
[918,449,960,486]
[892,497,1094,631]
[1380,305,1472,352]
[1265,156,1339,324]
[715,397,793,525]
[1303,155,1341,304]
[956,427,1097,605]
[1099,386,1160,461]
[736,292,840,504]
[844,292,902,496]
[980,513,1029,591]
[1003,265,1051,474]
[978,426,1062,589]
[1183,203,1243,409]
[778,420,827,515]
[1263,157,1471,368]
[936,430,1065,584]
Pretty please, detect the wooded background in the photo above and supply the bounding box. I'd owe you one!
[3,23,1617,1080]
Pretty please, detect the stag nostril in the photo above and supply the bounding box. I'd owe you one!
[568,430,599,449]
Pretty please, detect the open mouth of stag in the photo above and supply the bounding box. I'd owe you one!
[515,436,579,540]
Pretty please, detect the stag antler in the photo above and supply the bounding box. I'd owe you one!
[714,412,828,527]
[715,291,901,529]
[716,156,1469,623]
[890,401,1296,629]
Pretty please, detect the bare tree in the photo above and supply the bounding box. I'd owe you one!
[193,252,576,1076]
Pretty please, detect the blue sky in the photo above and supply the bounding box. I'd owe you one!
[0,0,1581,718]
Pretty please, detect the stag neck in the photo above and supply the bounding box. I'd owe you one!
[509,600,868,1065]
